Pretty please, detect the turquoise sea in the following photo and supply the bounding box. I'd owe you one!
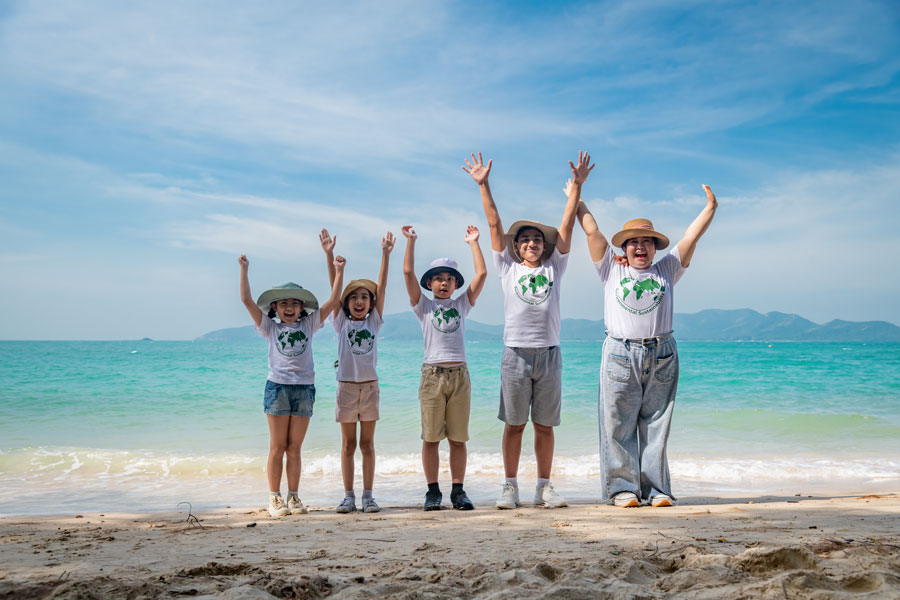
[1,338,899,515]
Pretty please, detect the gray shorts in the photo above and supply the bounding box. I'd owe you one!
[498,346,562,427]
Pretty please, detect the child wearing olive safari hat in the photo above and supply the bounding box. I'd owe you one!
[463,150,595,510]
[238,253,345,518]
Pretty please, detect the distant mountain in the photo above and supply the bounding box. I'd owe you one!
[195,309,900,342]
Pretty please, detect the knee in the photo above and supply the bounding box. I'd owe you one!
[359,438,375,455]
[269,440,288,455]
[533,423,554,436]
[448,440,466,450]
[342,437,358,454]
[505,424,527,435]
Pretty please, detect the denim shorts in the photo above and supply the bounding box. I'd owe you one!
[263,381,315,417]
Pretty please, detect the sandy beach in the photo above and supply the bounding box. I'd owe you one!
[1,493,897,599]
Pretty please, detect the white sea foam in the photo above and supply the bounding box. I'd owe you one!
[2,445,898,516]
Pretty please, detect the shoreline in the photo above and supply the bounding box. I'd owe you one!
[2,493,898,598]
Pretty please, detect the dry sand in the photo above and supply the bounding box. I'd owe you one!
[1,494,898,599]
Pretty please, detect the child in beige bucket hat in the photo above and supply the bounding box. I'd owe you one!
[319,228,395,515]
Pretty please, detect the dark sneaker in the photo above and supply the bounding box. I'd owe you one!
[423,490,443,511]
[450,489,474,511]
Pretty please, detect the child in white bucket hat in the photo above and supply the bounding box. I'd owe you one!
[462,150,595,510]
[319,228,396,515]
[400,224,487,511]
[238,253,346,517]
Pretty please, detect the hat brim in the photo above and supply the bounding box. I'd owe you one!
[256,285,319,314]
[420,267,465,290]
[505,220,558,262]
[610,228,670,250]
[341,279,378,304]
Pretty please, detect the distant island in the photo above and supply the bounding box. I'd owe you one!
[196,309,900,343]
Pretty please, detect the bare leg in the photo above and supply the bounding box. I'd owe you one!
[359,421,377,491]
[448,440,467,484]
[266,415,290,492]
[502,423,527,479]
[533,423,555,480]
[340,422,358,492]
[422,440,440,484]
[284,416,311,492]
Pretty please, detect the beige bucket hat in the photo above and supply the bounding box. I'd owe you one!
[340,279,378,305]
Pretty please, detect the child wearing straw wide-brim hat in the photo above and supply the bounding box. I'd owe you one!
[462,150,595,511]
[575,184,718,509]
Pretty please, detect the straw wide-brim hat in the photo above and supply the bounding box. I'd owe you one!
[256,282,319,314]
[420,258,465,290]
[505,220,558,262]
[611,218,670,250]
[340,279,378,304]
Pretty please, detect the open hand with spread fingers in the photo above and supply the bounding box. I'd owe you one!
[462,152,492,185]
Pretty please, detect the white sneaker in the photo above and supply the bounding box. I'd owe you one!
[336,496,357,514]
[268,494,289,517]
[495,483,521,509]
[287,494,307,515]
[651,494,674,507]
[533,483,567,508]
[613,491,640,508]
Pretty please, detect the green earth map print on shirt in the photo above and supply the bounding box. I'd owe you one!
[277,329,308,356]
[514,272,553,305]
[616,275,666,315]
[431,306,461,333]
[347,327,375,355]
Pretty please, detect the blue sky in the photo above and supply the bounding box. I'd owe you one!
[1,0,899,340]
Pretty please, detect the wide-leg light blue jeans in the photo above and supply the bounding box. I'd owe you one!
[598,334,678,502]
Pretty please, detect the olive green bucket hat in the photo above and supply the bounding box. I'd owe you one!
[256,282,319,314]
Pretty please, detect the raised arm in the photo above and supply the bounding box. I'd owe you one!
[400,225,421,306]
[318,256,345,323]
[557,151,595,255]
[238,255,263,327]
[675,184,718,268]
[319,228,337,286]
[465,225,487,306]
[319,229,342,318]
[574,198,610,262]
[375,231,395,317]
[462,152,505,252]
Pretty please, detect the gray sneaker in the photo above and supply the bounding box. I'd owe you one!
[362,497,381,513]
[336,496,357,514]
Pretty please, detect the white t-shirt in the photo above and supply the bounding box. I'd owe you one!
[413,294,473,364]
[331,309,383,382]
[493,247,568,348]
[257,310,324,385]
[594,245,686,339]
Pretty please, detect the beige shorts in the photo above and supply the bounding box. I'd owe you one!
[419,364,471,443]
[335,381,380,423]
